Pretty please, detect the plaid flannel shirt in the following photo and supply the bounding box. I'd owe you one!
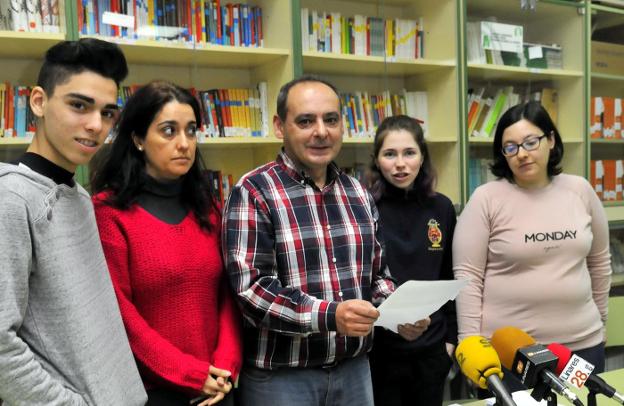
[222,151,395,370]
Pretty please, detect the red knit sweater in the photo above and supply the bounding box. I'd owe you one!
[93,193,242,395]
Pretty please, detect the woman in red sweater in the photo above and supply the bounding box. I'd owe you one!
[90,81,242,406]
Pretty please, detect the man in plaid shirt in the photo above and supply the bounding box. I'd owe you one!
[222,76,396,406]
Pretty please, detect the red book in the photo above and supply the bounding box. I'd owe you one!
[195,0,202,43]
[3,82,10,134]
[256,6,262,47]
[219,88,231,132]
[77,0,84,33]
[8,85,15,136]
[227,3,233,45]
[214,0,221,43]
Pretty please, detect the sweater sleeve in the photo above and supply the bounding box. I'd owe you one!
[369,192,397,304]
[452,187,491,341]
[212,278,243,381]
[583,181,612,339]
[93,200,210,394]
[0,191,87,406]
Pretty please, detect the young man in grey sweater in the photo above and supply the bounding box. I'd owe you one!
[0,38,147,405]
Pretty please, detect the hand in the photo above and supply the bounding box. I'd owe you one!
[445,342,456,360]
[336,299,380,336]
[396,317,430,341]
[201,365,233,405]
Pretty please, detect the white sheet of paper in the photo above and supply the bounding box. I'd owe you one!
[485,390,564,405]
[375,279,469,333]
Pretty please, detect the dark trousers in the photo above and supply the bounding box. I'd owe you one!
[146,388,235,406]
[369,342,453,406]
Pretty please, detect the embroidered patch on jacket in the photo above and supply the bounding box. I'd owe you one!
[427,219,443,251]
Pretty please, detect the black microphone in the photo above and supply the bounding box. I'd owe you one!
[490,327,584,406]
[548,342,624,405]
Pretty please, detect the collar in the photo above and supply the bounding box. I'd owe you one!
[141,174,184,197]
[277,149,341,189]
[14,152,75,187]
[383,181,419,201]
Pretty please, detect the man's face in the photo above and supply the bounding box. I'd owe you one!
[274,81,343,178]
[29,70,119,172]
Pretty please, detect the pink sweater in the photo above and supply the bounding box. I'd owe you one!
[453,174,612,350]
[93,194,242,395]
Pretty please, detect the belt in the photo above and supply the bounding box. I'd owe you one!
[320,359,341,369]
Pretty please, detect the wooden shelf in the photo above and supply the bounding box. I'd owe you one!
[304,51,455,76]
[197,137,281,147]
[82,36,290,68]
[605,203,624,222]
[468,64,583,82]
[592,72,624,82]
[591,138,624,144]
[0,31,65,59]
[612,273,624,288]
[0,137,32,146]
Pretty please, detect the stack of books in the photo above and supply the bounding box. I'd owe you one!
[301,8,424,59]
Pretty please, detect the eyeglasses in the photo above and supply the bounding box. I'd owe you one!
[501,134,548,157]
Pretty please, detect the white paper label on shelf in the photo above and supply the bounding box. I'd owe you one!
[102,11,135,28]
[480,21,523,53]
[528,46,543,60]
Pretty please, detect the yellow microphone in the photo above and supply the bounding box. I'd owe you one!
[455,336,517,406]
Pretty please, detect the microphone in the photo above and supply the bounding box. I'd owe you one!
[547,342,624,405]
[455,336,518,406]
[490,327,584,406]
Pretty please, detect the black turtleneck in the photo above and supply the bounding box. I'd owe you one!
[375,182,458,351]
[136,175,188,224]
[14,152,75,187]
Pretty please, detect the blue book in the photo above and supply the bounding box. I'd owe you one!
[15,87,27,138]
[204,0,212,43]
[221,5,227,45]
[232,4,239,46]
[243,4,250,47]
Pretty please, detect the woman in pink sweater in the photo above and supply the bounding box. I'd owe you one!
[453,101,612,379]
[90,81,242,406]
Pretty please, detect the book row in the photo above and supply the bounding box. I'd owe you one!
[0,82,270,139]
[590,160,624,202]
[467,86,558,138]
[467,157,495,197]
[0,0,61,32]
[203,169,232,207]
[340,90,428,138]
[590,96,624,139]
[77,0,263,46]
[301,8,424,59]
[0,84,36,138]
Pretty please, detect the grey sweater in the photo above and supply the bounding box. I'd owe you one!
[0,163,147,405]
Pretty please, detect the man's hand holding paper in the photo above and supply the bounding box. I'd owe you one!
[375,279,468,333]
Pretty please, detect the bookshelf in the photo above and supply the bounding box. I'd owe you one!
[0,0,293,184]
[297,0,461,203]
[588,2,624,221]
[0,0,622,223]
[462,0,586,204]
